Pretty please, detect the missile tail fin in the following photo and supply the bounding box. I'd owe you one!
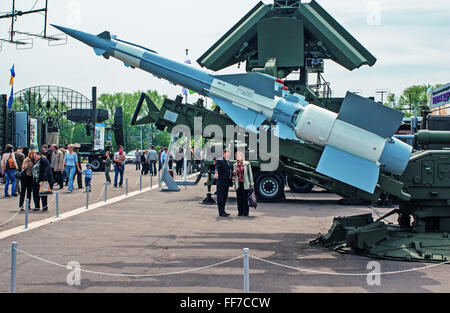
[317,145,379,194]
[211,96,266,129]
[338,92,404,139]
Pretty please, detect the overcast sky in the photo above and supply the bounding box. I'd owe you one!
[1,0,449,104]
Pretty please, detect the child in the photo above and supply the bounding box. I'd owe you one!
[81,163,93,192]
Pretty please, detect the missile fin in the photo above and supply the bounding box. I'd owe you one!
[338,92,404,139]
[277,123,302,142]
[214,73,280,99]
[97,31,111,40]
[93,48,107,56]
[317,145,380,194]
[211,96,266,129]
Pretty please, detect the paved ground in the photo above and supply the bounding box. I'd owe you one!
[0,164,160,232]
[0,169,449,293]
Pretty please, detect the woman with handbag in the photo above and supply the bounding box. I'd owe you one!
[32,151,51,212]
[232,151,254,217]
[19,150,35,211]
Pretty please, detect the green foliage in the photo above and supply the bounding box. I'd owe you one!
[97,90,169,152]
[385,84,442,117]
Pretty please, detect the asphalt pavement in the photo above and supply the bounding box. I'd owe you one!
[0,168,449,293]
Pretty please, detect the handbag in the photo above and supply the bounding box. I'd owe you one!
[14,170,23,179]
[39,181,53,196]
[248,187,257,209]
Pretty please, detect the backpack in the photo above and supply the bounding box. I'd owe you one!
[6,153,16,170]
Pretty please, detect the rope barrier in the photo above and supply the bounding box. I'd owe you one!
[0,247,10,256]
[14,248,243,278]
[92,187,105,203]
[0,207,22,227]
[249,255,450,276]
[11,246,450,281]
[0,173,151,229]
[40,194,57,211]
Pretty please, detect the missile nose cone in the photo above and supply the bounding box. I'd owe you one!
[51,24,78,38]
[52,24,113,57]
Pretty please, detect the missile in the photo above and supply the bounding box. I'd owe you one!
[53,25,412,194]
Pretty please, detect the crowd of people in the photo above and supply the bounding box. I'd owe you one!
[134,145,255,217]
[0,143,131,212]
[0,144,85,211]
[1,142,255,218]
[135,145,203,177]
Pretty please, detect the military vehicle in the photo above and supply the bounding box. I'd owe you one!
[57,1,450,262]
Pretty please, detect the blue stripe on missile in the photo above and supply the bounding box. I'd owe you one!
[379,137,412,175]
[317,145,380,194]
[211,96,267,129]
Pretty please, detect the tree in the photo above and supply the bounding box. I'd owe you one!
[97,90,168,152]
[385,84,442,117]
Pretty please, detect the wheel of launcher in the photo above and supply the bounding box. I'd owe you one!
[254,172,285,202]
[287,176,314,193]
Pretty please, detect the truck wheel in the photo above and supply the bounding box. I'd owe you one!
[90,158,102,172]
[255,173,284,202]
[287,176,314,193]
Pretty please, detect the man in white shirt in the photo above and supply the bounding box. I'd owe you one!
[114,145,126,188]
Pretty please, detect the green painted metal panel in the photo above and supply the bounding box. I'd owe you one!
[297,1,376,70]
[197,1,272,71]
[257,17,304,67]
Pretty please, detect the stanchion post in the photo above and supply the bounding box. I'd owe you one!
[243,248,249,293]
[86,189,89,210]
[55,192,59,218]
[140,175,142,192]
[24,199,29,229]
[11,242,17,293]
[104,183,107,203]
[150,172,153,188]
[126,178,128,196]
[158,168,161,188]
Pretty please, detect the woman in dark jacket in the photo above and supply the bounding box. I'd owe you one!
[19,150,35,210]
[104,151,112,184]
[32,151,51,212]
[141,150,149,176]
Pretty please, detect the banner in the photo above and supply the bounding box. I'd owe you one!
[94,123,105,151]
[29,118,38,149]
[430,83,450,115]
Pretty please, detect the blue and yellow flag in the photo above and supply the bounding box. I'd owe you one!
[9,65,15,85]
[8,65,15,109]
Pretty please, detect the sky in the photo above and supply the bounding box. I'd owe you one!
[1,0,449,104]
